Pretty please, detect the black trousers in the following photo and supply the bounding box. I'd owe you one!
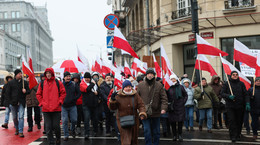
[171,121,183,136]
[227,108,244,139]
[213,107,218,126]
[104,103,114,133]
[27,106,41,127]
[76,105,84,127]
[43,112,61,143]
[251,113,260,136]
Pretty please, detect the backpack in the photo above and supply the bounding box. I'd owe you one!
[41,79,60,92]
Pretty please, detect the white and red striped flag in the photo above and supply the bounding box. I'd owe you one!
[131,58,146,74]
[234,38,256,69]
[77,47,90,71]
[94,55,102,75]
[161,43,173,75]
[124,60,132,77]
[197,34,228,56]
[22,56,38,89]
[152,53,162,78]
[255,53,260,77]
[113,26,139,58]
[163,73,174,90]
[27,48,34,73]
[220,56,251,90]
[114,70,123,89]
[195,54,217,76]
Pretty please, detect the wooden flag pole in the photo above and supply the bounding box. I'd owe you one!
[22,70,25,89]
[220,54,233,96]
[191,67,196,84]
[233,59,235,66]
[253,76,256,96]
[198,55,204,99]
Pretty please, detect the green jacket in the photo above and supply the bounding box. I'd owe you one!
[194,84,219,109]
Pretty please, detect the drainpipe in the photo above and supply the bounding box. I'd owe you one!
[146,0,151,56]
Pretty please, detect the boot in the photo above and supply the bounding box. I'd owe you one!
[178,135,183,142]
[28,127,33,132]
[199,126,202,131]
[172,136,177,141]
[190,127,195,131]
[15,129,19,135]
[19,133,24,137]
[1,123,8,129]
[37,124,41,129]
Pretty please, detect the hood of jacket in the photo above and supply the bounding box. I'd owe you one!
[44,68,55,81]
[210,75,220,85]
[181,78,192,88]
[118,89,137,96]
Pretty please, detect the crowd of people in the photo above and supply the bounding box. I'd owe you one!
[0,67,259,145]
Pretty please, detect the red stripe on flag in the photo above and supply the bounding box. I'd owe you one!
[234,49,256,69]
[197,44,228,56]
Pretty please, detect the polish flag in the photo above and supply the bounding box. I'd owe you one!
[113,26,139,58]
[124,60,132,77]
[77,48,90,71]
[197,34,228,56]
[27,48,34,73]
[162,73,174,90]
[91,60,96,72]
[255,53,260,77]
[131,58,146,74]
[220,56,251,90]
[94,55,102,75]
[161,43,173,75]
[102,60,112,76]
[152,53,162,78]
[114,71,123,89]
[22,56,38,89]
[234,38,256,69]
[195,54,217,76]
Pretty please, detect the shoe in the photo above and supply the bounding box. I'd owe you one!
[64,137,68,141]
[199,126,202,131]
[19,133,24,137]
[190,127,195,131]
[76,127,81,135]
[213,125,219,129]
[172,136,177,141]
[236,135,241,141]
[93,132,97,137]
[231,138,236,142]
[84,135,89,140]
[207,130,212,133]
[71,131,76,138]
[15,130,19,135]
[247,130,250,135]
[105,133,111,137]
[2,123,8,129]
[253,135,257,140]
[185,128,189,131]
[37,124,41,130]
[28,127,33,132]
[56,139,61,145]
[43,131,46,134]
[178,135,183,142]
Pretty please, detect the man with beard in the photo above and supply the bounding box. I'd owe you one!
[137,68,168,145]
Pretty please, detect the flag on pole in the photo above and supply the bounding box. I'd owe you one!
[161,43,173,75]
[163,73,174,90]
[255,53,260,77]
[124,60,132,77]
[113,26,139,58]
[195,54,217,76]
[152,53,162,78]
[114,71,123,89]
[234,38,256,69]
[77,47,90,71]
[94,55,102,75]
[131,58,146,74]
[22,56,38,89]
[197,34,228,56]
[27,47,34,73]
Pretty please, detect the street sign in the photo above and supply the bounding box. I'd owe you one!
[107,36,114,48]
[104,14,120,30]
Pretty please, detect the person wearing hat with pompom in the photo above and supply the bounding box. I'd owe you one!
[109,80,147,145]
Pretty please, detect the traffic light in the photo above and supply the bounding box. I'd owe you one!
[108,51,113,60]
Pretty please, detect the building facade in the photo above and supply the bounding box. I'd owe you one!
[0,0,53,71]
[112,0,260,81]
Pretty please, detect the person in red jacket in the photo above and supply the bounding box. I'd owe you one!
[36,68,66,145]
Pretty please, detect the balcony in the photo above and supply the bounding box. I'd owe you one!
[171,7,191,21]
[224,0,256,13]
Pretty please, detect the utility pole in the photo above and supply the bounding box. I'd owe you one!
[191,0,200,84]
[146,0,151,56]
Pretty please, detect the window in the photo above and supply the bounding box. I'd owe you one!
[3,12,7,19]
[4,24,8,32]
[0,12,3,19]
[16,11,20,18]
[11,12,15,18]
[176,0,191,18]
[11,23,20,32]
[12,24,16,32]
[0,24,3,30]
[11,11,20,18]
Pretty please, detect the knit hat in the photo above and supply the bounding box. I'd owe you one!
[202,77,207,81]
[170,74,178,80]
[105,73,112,78]
[231,71,238,76]
[92,72,99,78]
[84,72,91,78]
[136,75,144,83]
[146,68,156,75]
[14,69,22,76]
[64,71,71,78]
[122,80,133,90]
[256,77,260,81]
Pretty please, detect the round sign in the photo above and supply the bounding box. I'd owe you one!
[104,14,120,30]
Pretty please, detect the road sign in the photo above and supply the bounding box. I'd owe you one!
[107,36,114,48]
[104,14,120,30]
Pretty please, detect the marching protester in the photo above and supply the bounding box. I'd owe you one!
[137,68,168,145]
[194,77,219,133]
[36,68,66,145]
[167,74,188,141]
[5,69,30,137]
[80,72,99,139]
[181,78,195,132]
[62,72,81,141]
[220,71,250,142]
[109,80,147,145]
[1,75,13,129]
[249,77,260,140]
[26,76,41,132]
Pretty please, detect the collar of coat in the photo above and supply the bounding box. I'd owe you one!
[118,89,137,96]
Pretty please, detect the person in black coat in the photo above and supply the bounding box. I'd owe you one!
[220,71,250,142]
[249,77,260,140]
[1,75,13,129]
[6,69,30,137]
[167,74,188,142]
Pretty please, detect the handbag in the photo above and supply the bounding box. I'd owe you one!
[168,100,174,112]
[145,84,156,117]
[119,96,135,128]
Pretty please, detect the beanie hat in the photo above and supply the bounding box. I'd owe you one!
[170,74,178,80]
[146,68,156,75]
[105,73,112,78]
[256,77,260,81]
[202,77,207,81]
[231,71,238,76]
[84,72,91,78]
[64,71,71,78]
[122,80,133,90]
[136,75,144,83]
[14,69,22,76]
[92,72,99,78]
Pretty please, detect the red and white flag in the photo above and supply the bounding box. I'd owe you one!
[77,48,90,71]
[114,71,123,89]
[94,55,102,75]
[255,53,260,77]
[91,60,96,72]
[102,60,112,76]
[195,54,217,76]
[22,56,38,89]
[124,60,132,77]
[161,43,173,75]
[197,34,228,56]
[234,38,256,69]
[220,56,251,90]
[27,48,34,73]
[152,53,162,78]
[113,26,139,58]
[131,58,146,74]
[163,73,174,90]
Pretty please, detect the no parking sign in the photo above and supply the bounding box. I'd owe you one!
[104,14,120,30]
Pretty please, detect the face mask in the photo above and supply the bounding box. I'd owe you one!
[93,78,99,82]
[106,81,112,85]
[172,81,177,86]
[123,90,133,95]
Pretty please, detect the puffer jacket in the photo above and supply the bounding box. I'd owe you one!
[209,75,222,101]
[72,73,83,105]
[80,79,99,108]
[249,85,260,114]
[36,68,66,112]
[63,81,81,108]
[181,78,194,106]
[26,85,39,107]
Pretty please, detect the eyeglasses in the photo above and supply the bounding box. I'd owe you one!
[232,74,238,76]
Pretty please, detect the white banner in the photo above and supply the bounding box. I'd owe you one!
[239,49,260,77]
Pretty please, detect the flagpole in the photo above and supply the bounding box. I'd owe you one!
[233,59,235,66]
[22,70,25,89]
[191,67,196,84]
[253,76,256,96]
[220,54,234,96]
[198,54,204,99]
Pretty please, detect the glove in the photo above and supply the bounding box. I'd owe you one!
[246,102,251,111]
[228,95,235,100]
[111,92,117,101]
[200,92,204,97]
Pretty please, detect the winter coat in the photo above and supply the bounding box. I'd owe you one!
[63,81,81,108]
[80,79,99,108]
[181,78,194,106]
[167,83,188,122]
[194,84,219,109]
[209,75,222,101]
[220,77,249,109]
[36,68,66,112]
[100,81,113,102]
[5,78,30,107]
[137,78,168,118]
[26,85,39,107]
[1,83,8,107]
[249,86,260,114]
[72,74,83,105]
[109,89,147,145]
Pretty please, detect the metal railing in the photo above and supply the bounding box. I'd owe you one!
[171,7,191,20]
[224,0,254,9]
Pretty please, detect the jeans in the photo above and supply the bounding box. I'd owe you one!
[199,108,212,130]
[62,106,77,137]
[43,112,61,143]
[10,104,25,133]
[142,117,160,145]
[4,106,11,124]
[27,106,41,127]
[251,113,260,136]
[184,106,194,128]
[82,105,98,135]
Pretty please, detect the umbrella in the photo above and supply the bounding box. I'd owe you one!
[52,60,88,73]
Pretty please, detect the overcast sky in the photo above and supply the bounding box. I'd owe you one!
[25,0,112,62]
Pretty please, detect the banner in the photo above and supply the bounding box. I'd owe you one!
[240,49,260,77]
